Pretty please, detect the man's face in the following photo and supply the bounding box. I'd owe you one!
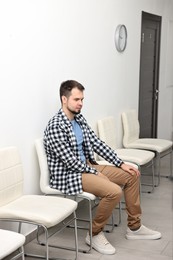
[62,87,84,115]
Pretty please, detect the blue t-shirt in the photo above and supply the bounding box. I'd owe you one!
[71,119,86,162]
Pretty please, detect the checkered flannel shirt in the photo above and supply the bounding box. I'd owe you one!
[43,108,123,195]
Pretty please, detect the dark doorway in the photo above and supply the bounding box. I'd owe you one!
[138,12,162,138]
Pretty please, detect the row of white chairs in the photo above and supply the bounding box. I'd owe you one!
[0,139,123,260]
[0,109,172,259]
[0,143,138,259]
[96,109,173,192]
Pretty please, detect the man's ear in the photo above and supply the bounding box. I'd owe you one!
[62,95,67,104]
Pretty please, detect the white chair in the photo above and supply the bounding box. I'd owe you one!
[0,146,78,260]
[35,138,97,253]
[0,229,25,260]
[121,109,173,185]
[97,116,156,193]
[35,138,120,253]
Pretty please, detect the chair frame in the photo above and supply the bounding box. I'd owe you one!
[0,214,78,260]
[121,110,173,186]
[143,147,173,187]
[35,138,121,254]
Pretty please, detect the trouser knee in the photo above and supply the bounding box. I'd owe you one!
[109,185,122,201]
[116,185,123,200]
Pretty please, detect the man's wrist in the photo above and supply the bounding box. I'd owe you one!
[119,162,124,168]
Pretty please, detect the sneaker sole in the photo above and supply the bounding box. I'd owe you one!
[126,234,162,240]
[85,237,116,255]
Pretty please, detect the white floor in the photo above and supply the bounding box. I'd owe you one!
[21,156,173,259]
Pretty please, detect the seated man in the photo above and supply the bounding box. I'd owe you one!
[43,80,161,255]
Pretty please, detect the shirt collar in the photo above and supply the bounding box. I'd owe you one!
[59,108,87,127]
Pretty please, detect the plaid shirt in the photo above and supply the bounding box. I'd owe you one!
[43,109,123,195]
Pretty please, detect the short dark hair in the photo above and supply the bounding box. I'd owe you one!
[59,80,85,102]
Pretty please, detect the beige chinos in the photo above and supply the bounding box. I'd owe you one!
[82,163,141,236]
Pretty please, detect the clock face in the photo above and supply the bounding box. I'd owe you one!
[115,24,127,52]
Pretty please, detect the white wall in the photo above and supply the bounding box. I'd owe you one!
[0,0,172,199]
[158,0,173,139]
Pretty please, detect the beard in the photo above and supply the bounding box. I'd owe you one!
[67,106,81,115]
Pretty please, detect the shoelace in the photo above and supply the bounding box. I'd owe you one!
[98,232,110,245]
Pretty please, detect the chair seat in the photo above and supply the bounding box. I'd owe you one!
[116,148,155,166]
[125,139,172,153]
[76,191,96,200]
[41,185,96,201]
[0,195,77,228]
[0,229,25,259]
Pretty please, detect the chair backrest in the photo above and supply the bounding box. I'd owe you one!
[35,138,62,195]
[121,109,140,147]
[0,147,23,206]
[97,116,117,150]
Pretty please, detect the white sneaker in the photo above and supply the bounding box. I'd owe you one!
[85,231,116,255]
[126,225,162,240]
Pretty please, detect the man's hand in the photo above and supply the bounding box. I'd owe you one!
[120,163,140,177]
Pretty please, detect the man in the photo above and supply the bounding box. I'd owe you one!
[44,80,161,255]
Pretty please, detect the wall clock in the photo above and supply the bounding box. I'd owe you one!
[114,24,127,52]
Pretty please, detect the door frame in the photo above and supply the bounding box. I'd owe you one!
[138,11,162,138]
